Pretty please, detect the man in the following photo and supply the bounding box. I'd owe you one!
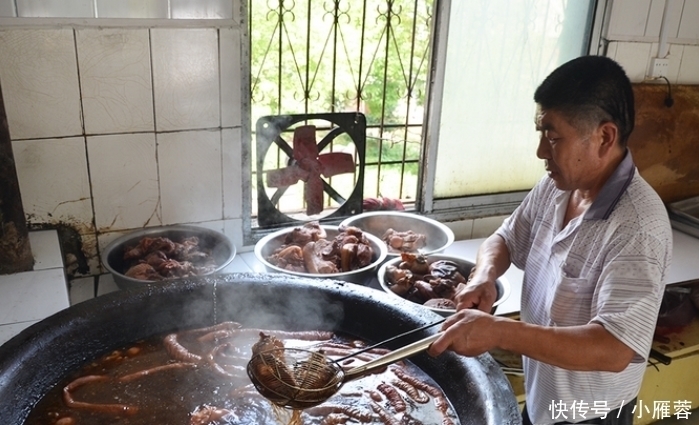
[428,55,672,425]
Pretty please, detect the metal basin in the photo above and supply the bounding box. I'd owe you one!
[101,224,236,290]
[377,254,511,316]
[254,224,387,285]
[340,211,455,262]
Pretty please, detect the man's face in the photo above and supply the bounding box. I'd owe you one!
[534,107,602,192]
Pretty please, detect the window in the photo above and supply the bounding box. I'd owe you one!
[425,0,597,215]
[246,0,600,235]
[248,0,433,228]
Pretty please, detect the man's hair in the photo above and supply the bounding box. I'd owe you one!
[534,55,635,147]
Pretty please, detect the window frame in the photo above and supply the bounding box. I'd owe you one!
[418,0,611,221]
[242,0,613,245]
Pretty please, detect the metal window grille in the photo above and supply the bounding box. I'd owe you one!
[249,0,433,221]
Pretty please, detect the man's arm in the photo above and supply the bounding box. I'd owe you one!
[429,309,636,372]
[455,233,512,312]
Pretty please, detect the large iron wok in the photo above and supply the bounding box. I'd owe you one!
[0,273,521,424]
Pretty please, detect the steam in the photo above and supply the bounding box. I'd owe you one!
[213,274,345,332]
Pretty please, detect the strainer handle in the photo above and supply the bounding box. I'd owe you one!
[343,332,442,380]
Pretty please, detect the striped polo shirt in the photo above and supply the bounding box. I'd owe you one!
[495,150,673,424]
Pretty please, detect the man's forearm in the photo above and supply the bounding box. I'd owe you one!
[473,234,511,283]
[494,319,636,372]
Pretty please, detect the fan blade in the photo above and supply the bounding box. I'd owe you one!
[292,125,319,163]
[266,166,310,187]
[318,152,355,177]
[305,176,324,215]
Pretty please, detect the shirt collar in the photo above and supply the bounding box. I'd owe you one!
[584,149,635,221]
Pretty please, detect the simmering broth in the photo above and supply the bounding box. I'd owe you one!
[25,322,459,425]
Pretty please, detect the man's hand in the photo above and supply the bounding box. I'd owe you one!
[428,309,503,357]
[454,277,498,313]
[454,234,511,313]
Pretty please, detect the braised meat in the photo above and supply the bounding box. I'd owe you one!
[384,253,468,309]
[382,228,427,253]
[124,263,162,281]
[122,236,217,281]
[283,221,326,246]
[303,240,339,274]
[424,298,456,309]
[251,332,286,355]
[268,245,305,272]
[250,332,297,390]
[362,196,405,211]
[266,222,375,274]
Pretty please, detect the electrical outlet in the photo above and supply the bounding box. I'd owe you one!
[650,57,669,78]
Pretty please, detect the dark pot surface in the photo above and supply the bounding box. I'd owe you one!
[0,272,521,425]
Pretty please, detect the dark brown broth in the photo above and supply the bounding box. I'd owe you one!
[24,326,459,425]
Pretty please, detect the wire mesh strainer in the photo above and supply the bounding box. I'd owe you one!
[247,332,442,409]
[246,347,344,409]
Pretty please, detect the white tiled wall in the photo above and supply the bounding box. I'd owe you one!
[0,0,14,16]
[222,127,244,219]
[0,230,69,346]
[0,28,83,140]
[95,1,168,19]
[170,0,234,20]
[605,0,699,84]
[678,46,699,82]
[0,0,236,20]
[220,27,242,128]
[12,138,94,229]
[158,129,223,224]
[77,28,154,134]
[16,0,94,18]
[0,18,244,277]
[86,133,160,230]
[151,28,221,131]
[444,215,509,241]
[607,0,699,42]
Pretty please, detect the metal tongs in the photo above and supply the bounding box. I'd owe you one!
[338,332,442,378]
[334,318,445,363]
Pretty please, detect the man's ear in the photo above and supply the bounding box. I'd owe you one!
[597,122,619,157]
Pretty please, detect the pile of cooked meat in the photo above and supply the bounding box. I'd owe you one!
[381,228,427,253]
[266,221,375,274]
[383,252,469,309]
[122,236,217,281]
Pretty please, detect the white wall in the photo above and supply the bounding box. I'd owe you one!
[604,0,699,83]
[0,0,237,19]
[0,19,245,276]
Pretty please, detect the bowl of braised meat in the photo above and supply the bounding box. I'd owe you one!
[102,225,236,290]
[377,253,510,316]
[339,211,454,263]
[254,221,387,284]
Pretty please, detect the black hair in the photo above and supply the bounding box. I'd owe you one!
[534,56,635,147]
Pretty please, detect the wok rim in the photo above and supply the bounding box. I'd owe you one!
[0,273,521,425]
